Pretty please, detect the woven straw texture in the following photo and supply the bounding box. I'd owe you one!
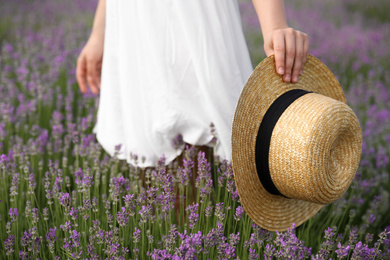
[231,55,362,231]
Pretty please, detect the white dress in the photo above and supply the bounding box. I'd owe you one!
[93,0,253,167]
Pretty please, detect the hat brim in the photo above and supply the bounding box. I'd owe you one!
[232,55,347,231]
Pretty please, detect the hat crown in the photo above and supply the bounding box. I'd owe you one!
[269,93,362,204]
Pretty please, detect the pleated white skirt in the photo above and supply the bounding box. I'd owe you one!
[93,0,253,167]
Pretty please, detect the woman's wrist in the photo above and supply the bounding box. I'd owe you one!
[90,27,105,42]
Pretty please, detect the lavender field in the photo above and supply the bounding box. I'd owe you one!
[0,0,389,259]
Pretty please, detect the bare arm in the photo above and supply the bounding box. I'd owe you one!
[91,0,106,41]
[76,0,106,94]
[252,0,308,83]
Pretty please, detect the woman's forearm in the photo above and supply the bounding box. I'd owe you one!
[251,0,308,83]
[252,0,288,40]
[91,0,106,40]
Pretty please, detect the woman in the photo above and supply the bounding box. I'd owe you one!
[76,0,308,167]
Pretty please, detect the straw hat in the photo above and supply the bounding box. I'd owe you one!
[231,55,362,231]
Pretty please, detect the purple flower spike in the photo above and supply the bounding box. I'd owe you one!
[215,202,225,221]
[351,241,376,259]
[0,154,9,165]
[9,208,18,222]
[147,249,175,259]
[123,194,136,216]
[186,203,199,229]
[70,230,81,248]
[171,133,184,149]
[69,207,78,221]
[234,206,244,221]
[335,242,350,259]
[264,244,275,260]
[133,228,141,244]
[59,193,71,209]
[117,207,129,227]
[4,234,15,256]
[139,205,153,224]
[46,227,58,254]
[368,214,376,225]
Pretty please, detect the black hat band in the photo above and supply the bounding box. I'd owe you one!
[255,89,311,197]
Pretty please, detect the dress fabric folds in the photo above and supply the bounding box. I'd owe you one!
[93,0,253,167]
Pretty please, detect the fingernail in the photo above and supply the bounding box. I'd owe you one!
[285,74,291,82]
[293,76,298,83]
[278,67,284,75]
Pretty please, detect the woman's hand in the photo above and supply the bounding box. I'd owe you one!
[252,0,308,83]
[76,35,104,94]
[264,27,309,83]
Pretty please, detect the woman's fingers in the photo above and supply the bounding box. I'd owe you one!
[76,55,87,94]
[76,39,103,95]
[301,33,309,75]
[283,28,296,83]
[272,30,286,76]
[87,58,100,94]
[96,62,102,88]
[265,28,310,83]
[291,31,304,83]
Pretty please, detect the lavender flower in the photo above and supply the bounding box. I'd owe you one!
[365,233,374,244]
[368,214,376,225]
[4,234,15,256]
[92,197,99,213]
[146,186,159,204]
[335,242,351,259]
[139,205,153,225]
[176,230,203,258]
[229,232,240,247]
[215,202,225,222]
[318,227,336,258]
[217,242,236,259]
[69,207,78,221]
[177,167,189,186]
[147,249,175,259]
[203,229,218,254]
[60,221,72,233]
[351,241,376,259]
[8,208,18,222]
[133,228,141,244]
[20,229,41,257]
[186,203,199,229]
[197,151,211,182]
[244,233,259,250]
[200,179,213,203]
[31,208,39,224]
[234,206,244,221]
[205,206,213,218]
[273,224,312,259]
[117,207,129,227]
[135,190,147,205]
[162,225,178,254]
[9,173,20,201]
[70,229,81,248]
[46,227,58,254]
[74,167,83,185]
[171,133,184,149]
[123,194,136,216]
[378,228,390,245]
[349,227,358,246]
[59,193,71,210]
[110,176,130,203]
[28,172,36,193]
[264,244,275,260]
